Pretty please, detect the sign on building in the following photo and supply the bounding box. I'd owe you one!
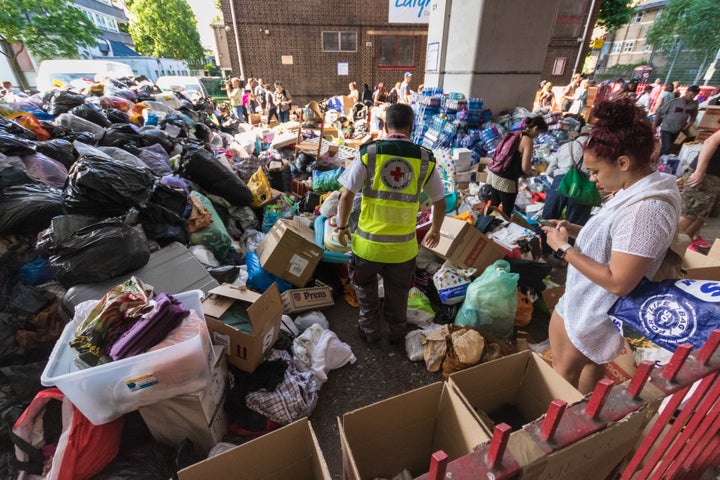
[388,0,431,24]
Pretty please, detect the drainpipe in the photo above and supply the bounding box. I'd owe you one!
[573,0,597,75]
[228,0,245,80]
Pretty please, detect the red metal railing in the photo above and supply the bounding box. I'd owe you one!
[417,329,720,480]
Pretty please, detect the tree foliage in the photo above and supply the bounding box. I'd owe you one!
[597,0,635,32]
[127,0,204,64]
[0,0,98,60]
[646,0,720,62]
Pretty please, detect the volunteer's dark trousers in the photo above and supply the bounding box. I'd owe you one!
[349,254,416,342]
[660,130,680,156]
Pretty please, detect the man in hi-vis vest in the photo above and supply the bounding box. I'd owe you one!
[334,103,446,344]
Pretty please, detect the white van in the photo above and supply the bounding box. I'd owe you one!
[36,59,134,92]
[155,76,210,102]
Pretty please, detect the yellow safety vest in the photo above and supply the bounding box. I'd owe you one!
[352,141,434,263]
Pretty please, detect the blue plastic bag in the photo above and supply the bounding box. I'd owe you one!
[19,257,54,285]
[609,278,720,351]
[246,251,293,293]
[455,260,519,339]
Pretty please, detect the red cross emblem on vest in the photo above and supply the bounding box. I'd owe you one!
[390,166,405,182]
[380,157,413,190]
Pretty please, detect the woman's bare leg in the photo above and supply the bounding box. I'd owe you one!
[549,309,597,393]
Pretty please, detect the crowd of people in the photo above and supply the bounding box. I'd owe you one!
[224,77,293,124]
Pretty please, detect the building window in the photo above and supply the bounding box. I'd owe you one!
[611,42,622,54]
[623,41,635,53]
[552,57,566,76]
[632,12,643,23]
[377,36,415,68]
[644,43,653,53]
[322,31,357,52]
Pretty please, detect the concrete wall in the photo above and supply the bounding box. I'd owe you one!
[425,0,561,112]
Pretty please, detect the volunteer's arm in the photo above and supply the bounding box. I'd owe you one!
[688,130,720,187]
[335,188,355,246]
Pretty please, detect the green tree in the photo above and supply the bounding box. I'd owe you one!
[127,0,204,65]
[597,0,635,32]
[647,0,720,63]
[0,0,98,89]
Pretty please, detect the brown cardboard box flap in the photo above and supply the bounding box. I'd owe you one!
[203,283,282,337]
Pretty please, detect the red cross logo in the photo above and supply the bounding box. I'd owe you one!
[390,166,405,182]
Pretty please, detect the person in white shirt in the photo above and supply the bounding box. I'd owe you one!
[635,85,653,114]
[398,72,413,103]
[542,135,593,225]
[542,98,679,394]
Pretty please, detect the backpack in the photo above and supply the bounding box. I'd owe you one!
[488,131,522,174]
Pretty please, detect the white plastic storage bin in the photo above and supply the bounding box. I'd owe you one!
[41,290,215,425]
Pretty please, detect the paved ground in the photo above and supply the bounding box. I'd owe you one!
[308,214,720,478]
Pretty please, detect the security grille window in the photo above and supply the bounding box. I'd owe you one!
[322,32,357,52]
[378,36,415,68]
[612,42,622,54]
[623,41,635,53]
[633,12,643,23]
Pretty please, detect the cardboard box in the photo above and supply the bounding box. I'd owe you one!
[604,339,636,385]
[448,351,584,435]
[454,164,479,182]
[202,283,283,372]
[178,418,331,480]
[516,407,649,480]
[257,219,324,287]
[696,106,720,130]
[681,238,720,280]
[281,286,334,313]
[139,346,228,454]
[339,382,490,480]
[476,171,488,183]
[452,147,473,168]
[421,216,505,270]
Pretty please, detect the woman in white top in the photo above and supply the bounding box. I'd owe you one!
[542,98,680,393]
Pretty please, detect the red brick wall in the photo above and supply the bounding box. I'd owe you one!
[220,0,428,106]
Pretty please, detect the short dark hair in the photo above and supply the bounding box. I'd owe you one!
[385,103,414,131]
[524,115,548,132]
[687,85,700,94]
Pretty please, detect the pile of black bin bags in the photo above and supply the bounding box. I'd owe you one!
[0,83,260,476]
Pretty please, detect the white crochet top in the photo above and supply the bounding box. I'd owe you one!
[555,171,680,364]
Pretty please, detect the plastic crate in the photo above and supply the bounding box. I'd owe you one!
[41,290,214,425]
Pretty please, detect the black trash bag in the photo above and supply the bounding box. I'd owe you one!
[43,122,97,145]
[46,90,86,116]
[0,155,33,188]
[160,115,190,138]
[105,108,130,124]
[208,265,241,284]
[34,139,76,169]
[63,155,156,217]
[136,143,172,176]
[0,184,64,234]
[99,124,147,154]
[111,88,138,103]
[0,133,36,156]
[506,258,553,292]
[292,152,313,176]
[194,122,211,143]
[70,103,111,128]
[138,183,189,246]
[0,361,46,476]
[140,128,176,154]
[179,143,253,207]
[268,162,292,192]
[38,214,150,287]
[0,117,37,140]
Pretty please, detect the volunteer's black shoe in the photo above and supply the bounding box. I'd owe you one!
[357,325,379,344]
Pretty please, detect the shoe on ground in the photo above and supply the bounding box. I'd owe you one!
[357,325,379,344]
[693,236,712,248]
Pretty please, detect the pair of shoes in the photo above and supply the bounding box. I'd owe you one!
[357,325,379,344]
[692,236,712,248]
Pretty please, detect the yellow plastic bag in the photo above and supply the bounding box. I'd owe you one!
[248,167,271,207]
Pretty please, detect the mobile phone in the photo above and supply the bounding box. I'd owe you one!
[538,219,553,227]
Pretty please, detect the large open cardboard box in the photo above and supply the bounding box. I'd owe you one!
[512,406,650,480]
[257,219,324,287]
[421,216,505,270]
[448,351,584,436]
[177,418,331,480]
[339,382,490,480]
[202,283,283,372]
[681,238,720,280]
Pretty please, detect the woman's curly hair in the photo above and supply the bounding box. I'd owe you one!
[585,98,656,166]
